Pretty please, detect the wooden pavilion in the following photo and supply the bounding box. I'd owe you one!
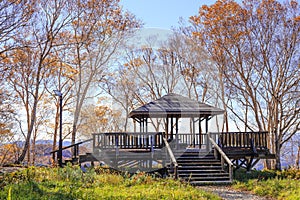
[52,93,275,184]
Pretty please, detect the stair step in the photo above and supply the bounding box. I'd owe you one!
[178,170,227,174]
[178,165,223,169]
[177,157,219,160]
[178,169,225,173]
[177,164,222,168]
[179,173,229,177]
[177,158,219,162]
[174,152,213,156]
[168,149,232,184]
[181,176,230,181]
[177,162,222,166]
[188,180,232,185]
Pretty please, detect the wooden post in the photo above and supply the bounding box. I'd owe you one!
[205,117,209,151]
[145,118,148,133]
[139,119,142,133]
[115,134,119,156]
[192,117,195,147]
[166,117,169,139]
[199,117,202,148]
[145,118,148,148]
[171,117,173,140]
[176,117,179,149]
[205,116,208,133]
[206,133,210,152]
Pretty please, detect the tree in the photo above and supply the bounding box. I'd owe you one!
[0,0,33,56]
[190,0,300,169]
[165,29,228,132]
[103,32,222,132]
[78,99,123,135]
[67,0,140,145]
[121,43,185,131]
[7,0,72,164]
[100,64,139,132]
[46,46,77,156]
[0,0,33,148]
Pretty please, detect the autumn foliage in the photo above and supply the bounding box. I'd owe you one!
[0,0,141,165]
[0,0,299,170]
[189,0,300,169]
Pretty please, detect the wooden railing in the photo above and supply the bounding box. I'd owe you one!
[218,131,268,149]
[93,132,164,150]
[176,133,200,147]
[163,137,178,179]
[208,133,233,182]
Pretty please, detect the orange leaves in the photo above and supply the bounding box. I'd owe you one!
[189,15,200,25]
[11,48,31,64]
[73,0,140,38]
[0,143,19,165]
[0,53,10,64]
[124,57,144,68]
[190,0,248,46]
[61,63,78,79]
[0,123,11,136]
[291,0,298,9]
[94,105,110,118]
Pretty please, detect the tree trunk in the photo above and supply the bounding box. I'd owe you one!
[32,138,36,165]
[16,64,42,164]
[52,105,59,152]
[27,142,31,165]
[275,141,282,170]
[296,145,300,169]
[16,119,35,164]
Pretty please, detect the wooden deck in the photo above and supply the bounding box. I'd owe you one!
[218,132,275,170]
[51,131,274,184]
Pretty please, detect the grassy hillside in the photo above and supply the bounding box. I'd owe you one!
[0,165,220,200]
[233,168,300,200]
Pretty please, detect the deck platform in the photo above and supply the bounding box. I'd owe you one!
[51,94,275,184]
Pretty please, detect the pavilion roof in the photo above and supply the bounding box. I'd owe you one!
[129,93,224,119]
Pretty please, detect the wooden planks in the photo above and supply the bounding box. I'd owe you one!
[220,131,268,150]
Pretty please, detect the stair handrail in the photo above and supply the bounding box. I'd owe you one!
[208,132,233,182]
[50,138,93,154]
[162,137,178,179]
[50,138,93,162]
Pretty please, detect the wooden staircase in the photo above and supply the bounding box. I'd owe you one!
[173,149,232,185]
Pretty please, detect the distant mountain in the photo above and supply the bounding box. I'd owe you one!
[31,140,72,146]
[36,140,52,145]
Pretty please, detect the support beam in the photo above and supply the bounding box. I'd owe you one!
[192,117,195,147]
[145,118,148,133]
[176,117,179,149]
[166,117,169,139]
[171,117,174,140]
[199,117,202,148]
[205,116,209,133]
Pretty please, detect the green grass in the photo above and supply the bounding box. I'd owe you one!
[0,165,220,200]
[233,168,300,200]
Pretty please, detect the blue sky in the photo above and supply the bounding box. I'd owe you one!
[120,0,215,30]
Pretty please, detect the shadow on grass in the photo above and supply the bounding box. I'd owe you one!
[1,181,81,200]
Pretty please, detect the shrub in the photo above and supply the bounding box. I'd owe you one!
[278,167,300,180]
[233,168,277,182]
